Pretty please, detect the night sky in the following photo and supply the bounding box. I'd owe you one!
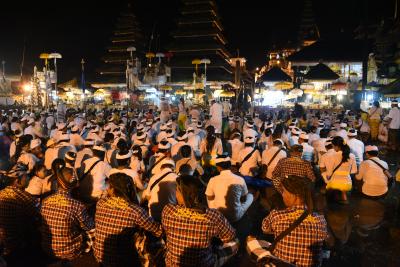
[0,0,395,82]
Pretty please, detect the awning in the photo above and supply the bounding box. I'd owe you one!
[304,63,340,81]
[260,67,292,83]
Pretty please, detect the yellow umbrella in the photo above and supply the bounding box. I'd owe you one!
[175,89,186,95]
[160,85,172,91]
[220,91,235,97]
[274,82,293,90]
[304,89,317,94]
[145,52,155,58]
[300,83,315,90]
[191,59,202,65]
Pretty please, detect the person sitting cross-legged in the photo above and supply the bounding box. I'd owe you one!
[205,154,254,223]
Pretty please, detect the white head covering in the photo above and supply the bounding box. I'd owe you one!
[365,145,379,152]
[30,139,41,150]
[347,129,357,137]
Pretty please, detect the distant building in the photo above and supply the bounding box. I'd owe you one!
[95,4,144,89]
[167,0,233,85]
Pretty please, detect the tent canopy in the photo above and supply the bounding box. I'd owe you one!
[260,67,292,82]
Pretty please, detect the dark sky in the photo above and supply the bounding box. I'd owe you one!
[0,0,394,82]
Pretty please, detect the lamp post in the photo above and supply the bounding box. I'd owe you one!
[49,53,62,110]
[127,46,136,108]
[81,58,85,109]
[200,58,210,106]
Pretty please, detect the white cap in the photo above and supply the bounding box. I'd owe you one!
[93,145,106,152]
[187,126,194,132]
[59,134,70,142]
[136,132,147,140]
[65,151,76,161]
[177,134,188,141]
[57,122,66,130]
[160,124,167,131]
[266,122,274,129]
[246,122,254,128]
[21,116,28,122]
[365,145,379,152]
[166,121,173,127]
[30,139,41,150]
[196,121,203,128]
[274,139,284,146]
[161,159,175,168]
[340,123,347,128]
[27,118,35,125]
[116,150,133,159]
[167,130,175,138]
[291,127,300,135]
[158,141,171,150]
[347,129,357,137]
[244,135,256,143]
[392,99,398,105]
[137,125,144,131]
[299,133,309,140]
[215,128,221,134]
[84,140,95,146]
[214,155,231,164]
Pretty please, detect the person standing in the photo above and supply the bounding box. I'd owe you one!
[178,97,187,131]
[368,101,382,141]
[209,100,223,134]
[387,100,400,151]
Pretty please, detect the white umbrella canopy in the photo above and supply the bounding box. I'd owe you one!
[289,88,303,97]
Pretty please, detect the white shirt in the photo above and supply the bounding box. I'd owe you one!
[228,139,244,164]
[388,107,400,129]
[262,146,287,179]
[301,142,314,162]
[17,152,39,172]
[321,151,357,185]
[308,133,320,145]
[24,125,41,139]
[44,147,58,170]
[336,129,348,140]
[75,148,93,169]
[143,168,177,220]
[187,134,201,155]
[210,102,223,122]
[238,146,261,176]
[69,133,84,147]
[83,157,111,198]
[356,157,389,197]
[206,170,248,217]
[347,138,364,165]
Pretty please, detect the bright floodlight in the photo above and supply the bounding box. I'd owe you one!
[23,83,32,92]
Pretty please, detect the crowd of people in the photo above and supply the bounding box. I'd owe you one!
[0,97,399,267]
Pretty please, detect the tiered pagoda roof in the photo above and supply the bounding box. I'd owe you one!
[168,0,233,84]
[298,0,320,47]
[97,5,144,84]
